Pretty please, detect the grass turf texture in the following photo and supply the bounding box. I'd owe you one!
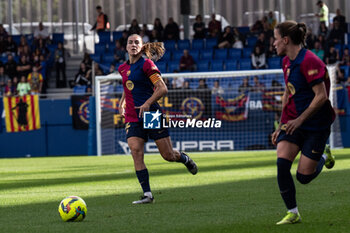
[0,150,350,233]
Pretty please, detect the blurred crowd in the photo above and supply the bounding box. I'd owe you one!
[0,22,68,97]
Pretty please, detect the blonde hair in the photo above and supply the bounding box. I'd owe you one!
[141,42,165,61]
[128,34,165,61]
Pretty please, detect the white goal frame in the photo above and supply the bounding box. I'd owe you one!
[95,67,340,156]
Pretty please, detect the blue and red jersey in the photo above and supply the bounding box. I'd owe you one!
[281,48,335,130]
[118,57,162,123]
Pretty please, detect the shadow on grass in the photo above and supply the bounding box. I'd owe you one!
[1,168,350,233]
[1,152,350,192]
[0,157,276,191]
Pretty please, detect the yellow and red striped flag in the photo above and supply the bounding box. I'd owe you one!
[3,95,41,133]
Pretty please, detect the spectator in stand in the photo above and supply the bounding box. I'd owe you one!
[251,46,266,69]
[71,63,90,87]
[128,19,141,35]
[255,32,267,53]
[324,45,339,65]
[183,80,190,89]
[150,29,161,42]
[0,24,8,40]
[232,27,245,49]
[0,36,6,56]
[252,76,265,92]
[197,79,208,89]
[271,79,283,89]
[32,55,41,68]
[34,22,49,44]
[327,19,344,46]
[315,0,329,27]
[119,30,129,49]
[193,14,206,39]
[179,49,195,72]
[333,9,347,33]
[262,21,273,47]
[17,75,31,96]
[218,26,234,49]
[81,52,92,70]
[55,42,67,88]
[113,40,126,63]
[21,45,33,62]
[5,54,17,80]
[108,63,117,75]
[35,38,50,59]
[267,37,277,58]
[336,67,346,84]
[17,36,29,56]
[317,35,327,51]
[171,76,185,89]
[305,27,317,49]
[208,14,221,38]
[4,36,17,56]
[311,41,325,60]
[250,19,264,35]
[4,79,15,96]
[0,65,9,95]
[339,48,350,66]
[238,77,251,93]
[17,55,32,79]
[142,24,151,37]
[211,80,224,95]
[86,62,104,81]
[164,17,180,40]
[170,70,184,89]
[267,11,277,30]
[91,5,109,33]
[318,22,328,38]
[153,18,164,41]
[39,54,48,82]
[27,66,43,94]
[140,29,150,43]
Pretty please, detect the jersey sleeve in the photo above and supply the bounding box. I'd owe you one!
[143,59,161,84]
[300,52,326,87]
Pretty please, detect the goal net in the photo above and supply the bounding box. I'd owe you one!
[94,67,341,156]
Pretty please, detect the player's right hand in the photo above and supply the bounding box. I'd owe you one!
[271,129,280,146]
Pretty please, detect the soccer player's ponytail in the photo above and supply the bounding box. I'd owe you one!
[275,21,307,47]
[142,42,165,61]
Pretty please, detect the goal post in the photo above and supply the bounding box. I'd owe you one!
[94,67,341,156]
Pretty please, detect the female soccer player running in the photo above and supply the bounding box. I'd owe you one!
[118,34,197,204]
[271,21,335,224]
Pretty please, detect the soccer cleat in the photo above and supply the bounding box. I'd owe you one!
[132,195,154,204]
[276,212,302,225]
[182,152,198,175]
[324,144,335,169]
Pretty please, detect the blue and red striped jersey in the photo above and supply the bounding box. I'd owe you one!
[118,57,162,123]
[281,48,335,130]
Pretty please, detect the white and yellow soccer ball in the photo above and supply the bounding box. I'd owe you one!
[58,196,87,222]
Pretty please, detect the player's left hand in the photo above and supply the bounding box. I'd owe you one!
[285,118,302,135]
[135,102,151,118]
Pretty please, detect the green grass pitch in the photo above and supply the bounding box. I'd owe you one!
[1,149,350,233]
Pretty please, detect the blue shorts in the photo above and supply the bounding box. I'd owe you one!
[125,122,169,142]
[276,125,330,161]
